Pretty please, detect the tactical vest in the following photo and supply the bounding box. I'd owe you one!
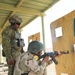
[11,30,25,49]
[2,26,25,57]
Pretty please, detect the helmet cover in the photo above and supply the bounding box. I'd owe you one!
[28,41,44,54]
[9,14,22,23]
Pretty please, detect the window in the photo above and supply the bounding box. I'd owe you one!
[55,27,63,38]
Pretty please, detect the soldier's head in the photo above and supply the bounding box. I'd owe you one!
[28,41,44,56]
[9,14,22,29]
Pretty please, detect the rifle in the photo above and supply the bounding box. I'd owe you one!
[39,51,69,65]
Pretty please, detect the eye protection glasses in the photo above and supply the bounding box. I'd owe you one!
[16,23,21,25]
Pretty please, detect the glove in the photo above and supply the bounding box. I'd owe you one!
[43,56,49,63]
[7,58,15,65]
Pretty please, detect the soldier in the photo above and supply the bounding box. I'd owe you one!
[13,41,56,75]
[2,14,25,75]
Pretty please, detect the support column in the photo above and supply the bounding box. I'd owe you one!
[41,15,46,50]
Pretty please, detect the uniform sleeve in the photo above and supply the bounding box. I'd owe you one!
[2,29,14,58]
[47,59,53,66]
[20,47,25,53]
[25,58,47,75]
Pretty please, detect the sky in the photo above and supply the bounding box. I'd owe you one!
[48,0,75,22]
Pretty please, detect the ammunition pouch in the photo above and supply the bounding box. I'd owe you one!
[15,38,25,47]
[11,32,25,48]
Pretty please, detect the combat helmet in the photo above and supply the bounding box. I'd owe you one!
[9,14,22,24]
[28,41,44,54]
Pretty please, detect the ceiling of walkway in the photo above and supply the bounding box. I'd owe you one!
[0,0,59,44]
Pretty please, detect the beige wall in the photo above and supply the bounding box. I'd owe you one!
[28,32,40,44]
[50,10,75,75]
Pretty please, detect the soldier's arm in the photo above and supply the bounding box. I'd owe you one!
[2,29,14,58]
[24,58,47,75]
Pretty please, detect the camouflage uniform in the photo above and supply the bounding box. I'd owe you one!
[13,41,52,75]
[2,15,24,75]
[13,51,47,75]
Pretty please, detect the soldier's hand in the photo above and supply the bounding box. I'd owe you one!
[55,51,62,57]
[43,56,49,63]
[7,58,15,65]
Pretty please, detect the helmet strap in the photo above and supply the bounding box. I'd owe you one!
[31,52,41,56]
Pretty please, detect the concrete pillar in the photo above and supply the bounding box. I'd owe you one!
[41,15,46,50]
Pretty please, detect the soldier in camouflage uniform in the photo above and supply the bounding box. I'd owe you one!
[13,41,53,75]
[2,14,25,75]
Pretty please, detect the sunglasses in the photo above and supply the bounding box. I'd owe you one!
[16,23,21,25]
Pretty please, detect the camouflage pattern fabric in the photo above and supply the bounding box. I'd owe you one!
[2,25,23,75]
[2,26,15,58]
[13,51,49,75]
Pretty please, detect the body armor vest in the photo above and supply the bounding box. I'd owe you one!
[11,30,25,49]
